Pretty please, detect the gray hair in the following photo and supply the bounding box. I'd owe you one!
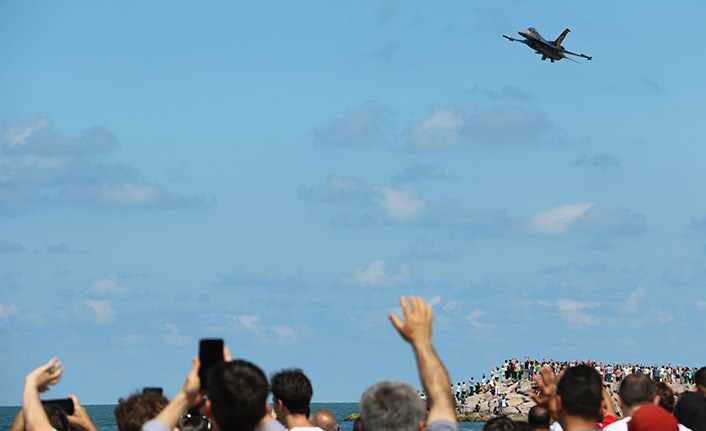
[360,381,425,431]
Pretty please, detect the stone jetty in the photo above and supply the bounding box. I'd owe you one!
[344,381,694,422]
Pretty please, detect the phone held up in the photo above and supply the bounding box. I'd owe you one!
[199,338,224,390]
[42,398,75,416]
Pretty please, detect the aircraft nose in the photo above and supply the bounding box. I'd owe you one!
[518,30,530,38]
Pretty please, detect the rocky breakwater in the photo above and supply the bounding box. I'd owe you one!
[457,380,693,422]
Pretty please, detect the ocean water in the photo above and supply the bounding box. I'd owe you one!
[0,402,485,431]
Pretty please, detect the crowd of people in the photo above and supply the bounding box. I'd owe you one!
[11,296,706,431]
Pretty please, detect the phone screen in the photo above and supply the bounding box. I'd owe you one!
[142,387,163,397]
[42,398,75,416]
[199,338,224,390]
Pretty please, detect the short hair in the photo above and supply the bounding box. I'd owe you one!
[270,368,313,416]
[483,416,519,431]
[695,367,706,392]
[556,365,603,421]
[360,381,425,431]
[114,393,169,431]
[208,360,269,431]
[528,406,551,430]
[655,382,675,413]
[619,374,655,409]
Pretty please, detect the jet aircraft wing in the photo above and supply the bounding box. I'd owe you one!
[560,48,592,61]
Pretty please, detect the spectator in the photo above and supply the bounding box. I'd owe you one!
[309,409,339,431]
[674,367,706,431]
[271,368,321,431]
[359,296,457,431]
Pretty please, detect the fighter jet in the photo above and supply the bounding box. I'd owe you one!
[503,27,592,63]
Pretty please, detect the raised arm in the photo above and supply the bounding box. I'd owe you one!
[147,357,203,430]
[23,357,64,431]
[389,296,457,425]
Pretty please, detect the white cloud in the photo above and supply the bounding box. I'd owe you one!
[297,175,371,204]
[408,105,550,150]
[625,287,647,313]
[698,301,706,308]
[232,314,305,345]
[525,203,645,236]
[649,307,673,325]
[85,299,115,324]
[464,310,489,328]
[373,185,426,222]
[0,302,18,323]
[443,300,458,311]
[343,259,412,288]
[525,203,594,236]
[233,314,266,335]
[556,298,600,312]
[410,106,464,150]
[89,273,132,296]
[163,323,191,345]
[2,116,50,147]
[428,296,441,307]
[121,334,146,346]
[100,184,163,206]
[555,298,600,326]
[314,101,393,147]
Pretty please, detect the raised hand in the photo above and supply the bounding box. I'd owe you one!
[26,357,63,393]
[67,395,98,431]
[389,296,433,346]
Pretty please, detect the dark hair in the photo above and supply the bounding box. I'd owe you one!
[619,374,655,409]
[483,416,519,431]
[528,406,551,430]
[44,403,70,431]
[695,367,706,391]
[655,382,675,413]
[556,365,603,421]
[114,393,169,431]
[271,368,313,416]
[208,360,269,431]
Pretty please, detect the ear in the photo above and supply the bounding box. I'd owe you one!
[616,395,624,410]
[652,395,660,405]
[264,402,271,418]
[205,398,214,421]
[556,395,565,415]
[418,420,425,431]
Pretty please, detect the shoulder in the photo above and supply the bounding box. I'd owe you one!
[427,420,458,431]
[603,417,630,431]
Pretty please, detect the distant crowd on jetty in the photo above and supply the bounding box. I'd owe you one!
[11,296,706,431]
[443,358,702,403]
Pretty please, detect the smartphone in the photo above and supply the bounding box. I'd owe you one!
[142,387,163,397]
[42,398,75,416]
[199,338,224,390]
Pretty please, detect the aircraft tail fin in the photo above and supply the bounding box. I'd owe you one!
[554,28,570,47]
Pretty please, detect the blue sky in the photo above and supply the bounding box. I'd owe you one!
[1,1,705,405]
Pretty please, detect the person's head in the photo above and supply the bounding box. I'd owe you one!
[115,393,169,431]
[360,381,426,431]
[695,367,706,393]
[618,373,656,413]
[655,382,676,413]
[483,416,519,431]
[178,413,212,431]
[44,403,70,431]
[206,359,269,431]
[270,368,314,417]
[528,406,551,430]
[309,409,340,431]
[556,365,603,422]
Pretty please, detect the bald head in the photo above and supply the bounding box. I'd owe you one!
[309,409,339,431]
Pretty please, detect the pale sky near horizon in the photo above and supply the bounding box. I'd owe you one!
[2,1,706,406]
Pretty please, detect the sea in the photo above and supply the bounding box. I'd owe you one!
[0,402,485,431]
